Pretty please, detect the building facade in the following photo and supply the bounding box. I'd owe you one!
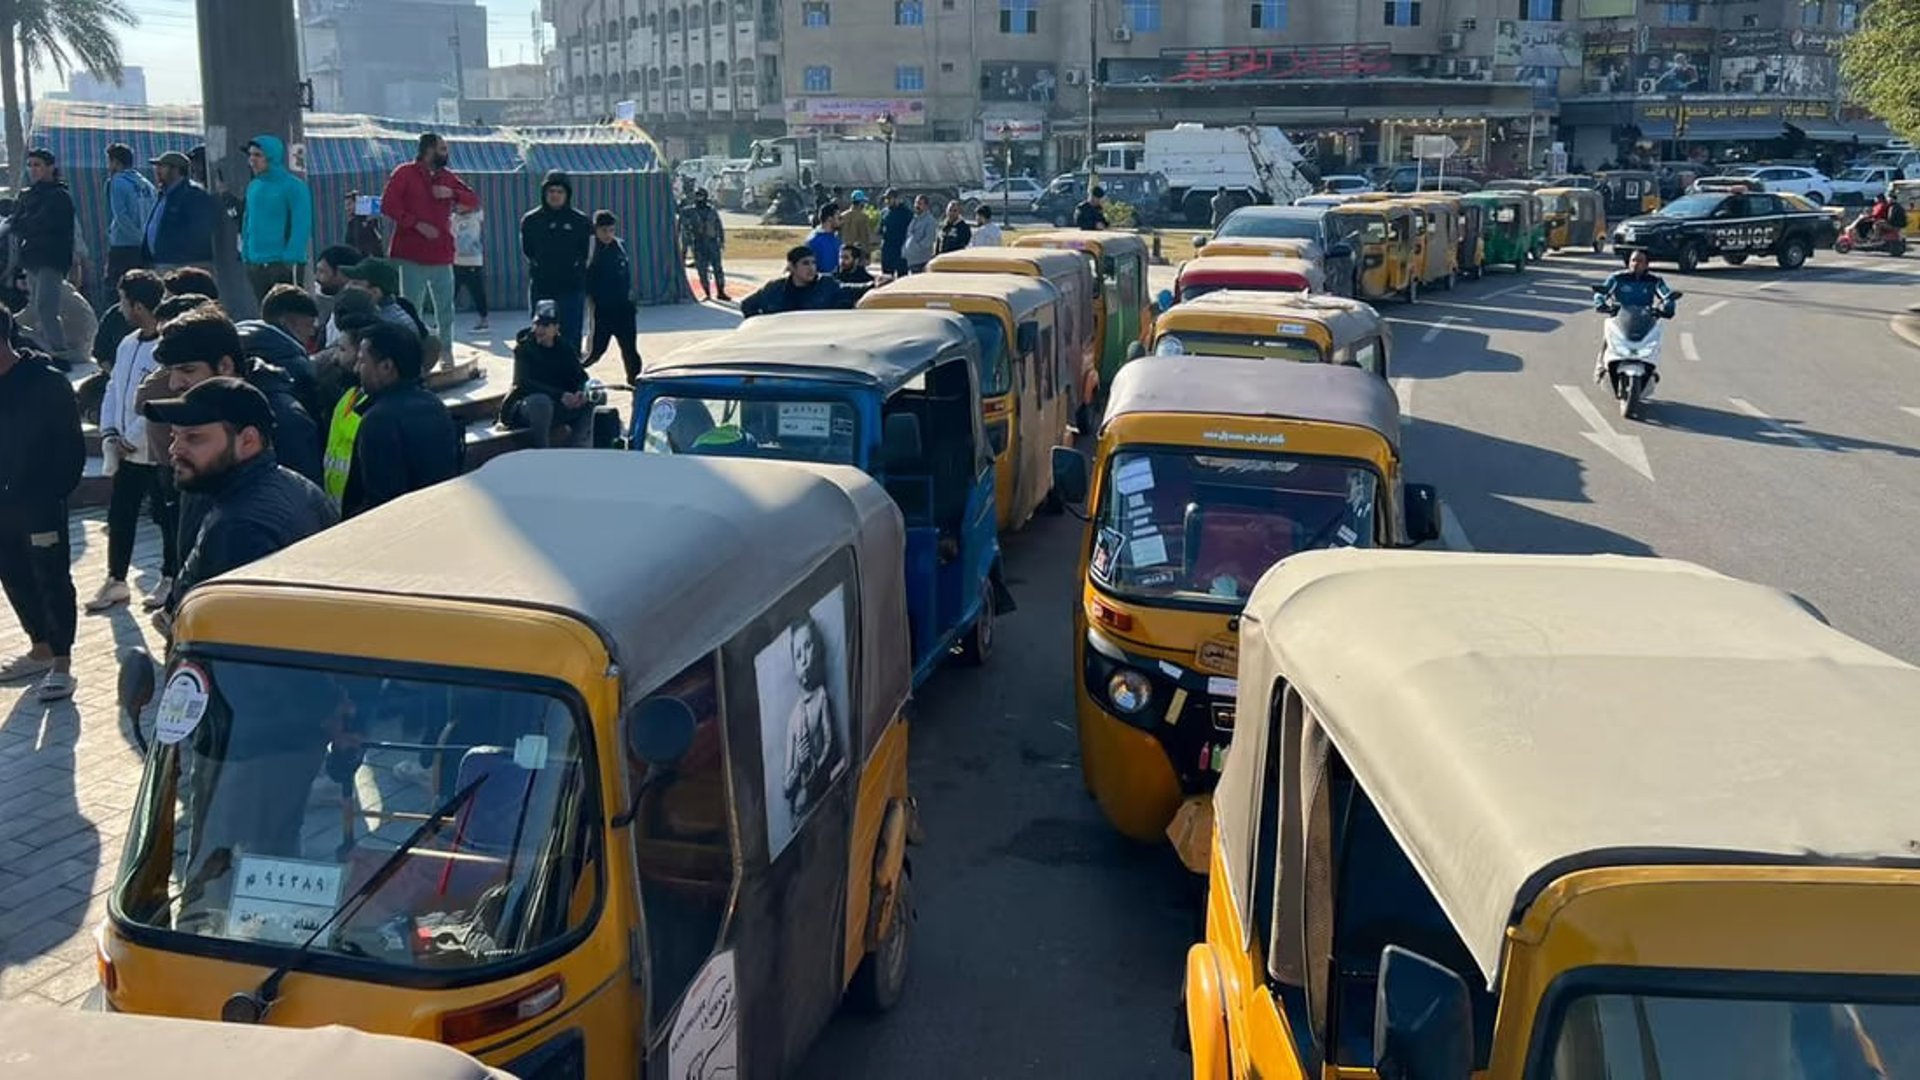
[49,68,148,107]
[301,0,489,122]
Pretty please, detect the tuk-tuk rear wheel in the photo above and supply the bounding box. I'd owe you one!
[848,872,912,1014]
[958,584,995,666]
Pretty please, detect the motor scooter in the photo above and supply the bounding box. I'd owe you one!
[1835,216,1907,256]
[1591,286,1682,420]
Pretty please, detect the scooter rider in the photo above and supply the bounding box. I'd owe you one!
[1593,249,1675,382]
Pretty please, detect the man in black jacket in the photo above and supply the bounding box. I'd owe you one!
[1074,185,1110,231]
[237,284,321,413]
[142,376,336,620]
[739,246,873,319]
[156,307,325,487]
[502,300,592,449]
[11,149,77,363]
[520,171,592,350]
[0,307,84,700]
[878,188,912,276]
[584,210,641,384]
[343,321,460,517]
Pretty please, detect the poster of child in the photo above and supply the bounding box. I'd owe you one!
[754,585,852,858]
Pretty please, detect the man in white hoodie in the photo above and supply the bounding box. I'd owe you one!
[86,269,175,612]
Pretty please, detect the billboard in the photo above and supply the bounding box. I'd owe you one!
[1582,29,1639,91]
[1495,21,1581,69]
[784,97,926,126]
[1717,53,1835,96]
[980,62,1059,103]
[1635,30,1713,93]
[1160,44,1393,83]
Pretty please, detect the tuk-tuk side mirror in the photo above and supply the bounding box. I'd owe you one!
[1156,287,1176,312]
[1328,242,1354,260]
[1101,255,1117,277]
[1193,235,1209,249]
[1051,446,1091,507]
[1403,483,1442,545]
[1016,320,1040,356]
[625,695,697,769]
[1373,946,1473,1080]
[1125,341,1145,362]
[118,647,157,731]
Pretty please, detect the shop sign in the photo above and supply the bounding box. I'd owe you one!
[1720,28,1844,56]
[1635,30,1714,94]
[985,117,1045,141]
[1160,44,1392,84]
[1495,21,1582,69]
[981,63,1059,103]
[1716,53,1835,97]
[785,97,927,125]
[1640,99,1833,127]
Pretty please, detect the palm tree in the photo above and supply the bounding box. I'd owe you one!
[1,0,138,180]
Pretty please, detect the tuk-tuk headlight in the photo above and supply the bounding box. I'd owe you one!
[1155,335,1186,356]
[1107,668,1154,714]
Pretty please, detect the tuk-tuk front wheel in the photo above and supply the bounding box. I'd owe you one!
[1400,276,1418,304]
[848,872,912,1014]
[958,584,995,666]
[1592,237,1607,254]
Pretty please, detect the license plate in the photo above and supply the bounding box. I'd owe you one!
[1210,701,1236,732]
[1619,362,1647,376]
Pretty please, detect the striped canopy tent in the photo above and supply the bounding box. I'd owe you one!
[28,100,687,310]
[521,126,689,306]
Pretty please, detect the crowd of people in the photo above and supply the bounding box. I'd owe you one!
[0,130,654,704]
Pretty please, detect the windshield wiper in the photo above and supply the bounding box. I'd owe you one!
[221,775,487,1024]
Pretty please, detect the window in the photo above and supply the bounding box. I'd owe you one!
[1122,0,1161,32]
[896,0,924,24]
[689,4,705,27]
[690,62,706,86]
[803,0,829,25]
[1519,0,1558,17]
[667,8,682,30]
[804,64,832,91]
[649,68,662,89]
[941,60,955,72]
[1839,1,1859,29]
[713,60,728,82]
[1383,0,1420,26]
[1801,0,1824,25]
[999,0,1037,34]
[1664,1,1700,21]
[629,14,641,29]
[896,64,926,91]
[1251,0,1287,28]
[712,0,726,21]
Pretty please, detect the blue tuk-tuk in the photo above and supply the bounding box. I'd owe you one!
[631,309,1010,686]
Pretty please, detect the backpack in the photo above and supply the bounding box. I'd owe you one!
[1892,202,1909,229]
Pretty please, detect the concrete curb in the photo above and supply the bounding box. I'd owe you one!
[1892,309,1920,351]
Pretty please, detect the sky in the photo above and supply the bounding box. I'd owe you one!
[51,0,546,107]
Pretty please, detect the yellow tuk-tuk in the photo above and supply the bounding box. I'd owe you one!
[927,245,1099,422]
[1188,549,1920,1080]
[1397,195,1460,289]
[861,272,1071,531]
[1152,290,1392,378]
[1332,202,1421,303]
[1890,179,1920,239]
[1596,168,1662,219]
[1047,359,1438,843]
[102,452,920,1080]
[1449,195,1488,279]
[1540,185,1608,252]
[1173,255,1325,300]
[5,1002,512,1077]
[1012,230,1155,402]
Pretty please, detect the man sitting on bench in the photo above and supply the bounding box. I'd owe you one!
[499,299,594,449]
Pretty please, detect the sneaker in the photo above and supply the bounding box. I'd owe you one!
[85,578,131,613]
[474,318,490,332]
[0,653,53,683]
[143,577,174,612]
[716,291,733,302]
[37,671,75,702]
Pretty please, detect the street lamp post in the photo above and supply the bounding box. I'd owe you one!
[879,112,897,190]
[998,123,1014,221]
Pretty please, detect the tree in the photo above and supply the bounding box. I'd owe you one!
[1842,0,1920,142]
[0,0,137,180]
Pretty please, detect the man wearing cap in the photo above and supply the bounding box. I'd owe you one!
[0,306,84,701]
[501,300,594,449]
[104,142,157,292]
[143,149,219,272]
[380,132,479,356]
[10,149,75,361]
[738,245,872,318]
[878,188,912,277]
[142,375,336,620]
[240,135,314,303]
[156,305,324,487]
[337,321,460,518]
[840,190,876,257]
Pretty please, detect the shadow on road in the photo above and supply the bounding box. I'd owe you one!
[1392,325,1526,379]
[1643,402,1920,458]
[0,694,101,986]
[1405,417,1658,556]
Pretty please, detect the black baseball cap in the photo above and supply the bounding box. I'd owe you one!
[142,376,277,438]
[533,298,560,324]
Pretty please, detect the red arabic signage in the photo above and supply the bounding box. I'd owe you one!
[1162,44,1393,84]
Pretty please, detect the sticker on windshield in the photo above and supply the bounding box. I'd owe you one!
[1113,456,1156,495]
[1207,677,1239,698]
[1336,525,1358,547]
[1130,532,1169,567]
[514,733,550,771]
[227,855,344,945]
[777,403,833,439]
[647,400,678,432]
[669,950,738,1080]
[1091,527,1122,580]
[154,664,211,746]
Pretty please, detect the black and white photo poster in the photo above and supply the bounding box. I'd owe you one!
[754,585,851,859]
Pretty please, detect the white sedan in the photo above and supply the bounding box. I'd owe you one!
[960,177,1045,212]
[1725,165,1835,204]
[1317,174,1375,194]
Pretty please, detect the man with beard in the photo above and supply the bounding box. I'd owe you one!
[380,132,478,353]
[313,243,364,345]
[156,305,324,486]
[141,375,336,624]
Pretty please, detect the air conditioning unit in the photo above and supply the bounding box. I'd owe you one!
[1438,58,1459,76]
[1064,67,1085,85]
[1459,16,1477,30]
[1440,31,1463,51]
[1460,57,1482,76]
[1637,76,1659,93]
[1411,55,1436,73]
[1111,25,1133,43]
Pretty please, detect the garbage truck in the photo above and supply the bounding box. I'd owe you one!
[737,136,984,208]
[1089,123,1318,224]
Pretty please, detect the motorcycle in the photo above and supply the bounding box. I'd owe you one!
[1591,287,1682,420]
[760,185,811,226]
[1835,216,1907,256]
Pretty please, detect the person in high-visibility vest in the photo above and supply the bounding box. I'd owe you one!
[322,385,366,506]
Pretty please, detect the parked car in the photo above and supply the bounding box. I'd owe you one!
[1197,204,1360,297]
[1721,164,1834,203]
[1033,171,1173,226]
[1317,173,1375,194]
[960,176,1045,212]
[1828,165,1902,205]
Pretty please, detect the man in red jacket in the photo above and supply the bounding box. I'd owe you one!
[379,132,478,364]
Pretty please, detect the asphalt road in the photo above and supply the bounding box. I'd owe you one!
[790,244,1920,1078]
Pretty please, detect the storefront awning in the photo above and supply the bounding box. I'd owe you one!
[1641,119,1790,142]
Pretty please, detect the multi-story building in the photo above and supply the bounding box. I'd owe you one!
[48,68,148,108]
[543,0,783,158]
[301,0,488,122]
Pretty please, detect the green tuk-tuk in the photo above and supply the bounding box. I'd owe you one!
[1013,230,1153,401]
[1462,191,1542,272]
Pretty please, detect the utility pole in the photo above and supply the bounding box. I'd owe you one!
[450,21,468,123]
[1086,0,1098,177]
[196,0,305,319]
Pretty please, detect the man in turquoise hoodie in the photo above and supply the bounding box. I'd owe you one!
[240,135,313,303]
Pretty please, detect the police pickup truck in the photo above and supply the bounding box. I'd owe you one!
[1612,190,1840,272]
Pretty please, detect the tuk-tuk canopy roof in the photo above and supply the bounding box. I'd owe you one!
[1012,229,1149,258]
[862,272,1060,318]
[929,245,1088,276]
[215,452,912,725]
[1162,289,1383,343]
[651,308,981,393]
[1175,257,1322,290]
[1104,354,1399,449]
[0,1003,511,1078]
[1228,549,1920,985]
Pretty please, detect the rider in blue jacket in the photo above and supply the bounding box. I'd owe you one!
[1593,249,1677,381]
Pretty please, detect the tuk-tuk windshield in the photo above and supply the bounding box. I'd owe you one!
[960,312,1014,397]
[116,659,597,972]
[1539,989,1920,1078]
[1540,192,1571,213]
[1091,449,1377,605]
[1155,330,1324,364]
[1332,213,1386,242]
[641,394,860,464]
